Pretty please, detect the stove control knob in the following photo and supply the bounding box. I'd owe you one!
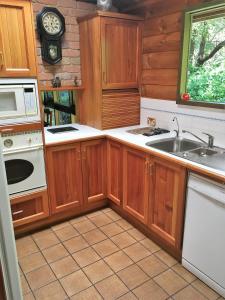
[28,138,32,144]
[4,139,13,148]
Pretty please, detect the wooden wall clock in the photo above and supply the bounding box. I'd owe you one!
[37,7,65,64]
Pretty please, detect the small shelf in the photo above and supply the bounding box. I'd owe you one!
[40,85,84,92]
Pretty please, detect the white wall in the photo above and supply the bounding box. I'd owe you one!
[141,98,225,148]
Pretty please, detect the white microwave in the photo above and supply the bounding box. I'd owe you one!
[0,79,40,125]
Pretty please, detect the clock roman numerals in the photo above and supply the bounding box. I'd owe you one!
[37,7,65,64]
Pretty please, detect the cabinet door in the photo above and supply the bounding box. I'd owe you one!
[123,147,149,224]
[101,18,141,89]
[107,140,123,205]
[81,139,106,204]
[46,143,83,214]
[148,157,186,250]
[11,189,49,228]
[0,0,37,77]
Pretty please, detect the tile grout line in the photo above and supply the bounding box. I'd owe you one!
[18,209,221,300]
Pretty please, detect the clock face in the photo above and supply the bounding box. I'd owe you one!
[42,12,62,35]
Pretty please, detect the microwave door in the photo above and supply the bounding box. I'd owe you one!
[0,86,26,119]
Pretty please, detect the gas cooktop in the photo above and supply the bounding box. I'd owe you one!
[127,127,170,136]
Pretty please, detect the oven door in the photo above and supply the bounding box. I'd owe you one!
[4,146,46,195]
[0,86,26,120]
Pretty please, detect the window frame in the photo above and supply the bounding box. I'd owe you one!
[177,1,225,109]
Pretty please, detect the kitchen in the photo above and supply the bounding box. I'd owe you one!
[0,0,224,299]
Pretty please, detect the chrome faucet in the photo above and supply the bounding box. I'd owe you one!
[182,130,214,148]
[173,116,180,137]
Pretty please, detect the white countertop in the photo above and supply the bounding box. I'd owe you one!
[44,123,225,179]
[44,124,104,144]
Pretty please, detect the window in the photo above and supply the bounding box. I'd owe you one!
[179,2,225,108]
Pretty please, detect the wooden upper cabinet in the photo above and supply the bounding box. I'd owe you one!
[123,146,149,224]
[78,12,142,129]
[46,143,83,214]
[81,139,106,204]
[0,0,37,77]
[148,157,186,252]
[107,140,123,205]
[101,18,141,89]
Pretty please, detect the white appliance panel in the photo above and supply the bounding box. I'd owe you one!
[182,174,225,297]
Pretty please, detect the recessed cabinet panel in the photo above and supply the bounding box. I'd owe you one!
[0,0,37,77]
[81,139,106,204]
[102,91,140,129]
[101,18,141,89]
[46,143,83,214]
[107,140,123,205]
[123,147,149,223]
[148,157,186,249]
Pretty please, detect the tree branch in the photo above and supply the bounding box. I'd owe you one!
[197,40,225,66]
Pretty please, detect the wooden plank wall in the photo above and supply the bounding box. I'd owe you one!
[120,0,215,101]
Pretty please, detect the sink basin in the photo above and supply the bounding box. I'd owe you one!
[146,138,202,153]
[190,147,218,157]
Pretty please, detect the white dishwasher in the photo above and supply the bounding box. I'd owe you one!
[182,173,225,298]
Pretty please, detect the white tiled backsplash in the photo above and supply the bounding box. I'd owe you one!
[141,98,225,148]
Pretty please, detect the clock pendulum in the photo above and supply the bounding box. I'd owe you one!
[37,7,65,64]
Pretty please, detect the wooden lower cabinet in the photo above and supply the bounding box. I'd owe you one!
[123,146,149,224]
[121,145,187,256]
[10,189,49,227]
[46,139,106,214]
[148,157,186,251]
[107,140,123,205]
[46,143,83,214]
[81,139,106,204]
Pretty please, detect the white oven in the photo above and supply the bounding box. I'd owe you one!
[0,79,40,125]
[2,131,46,195]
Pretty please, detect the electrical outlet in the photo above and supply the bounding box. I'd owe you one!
[147,117,156,127]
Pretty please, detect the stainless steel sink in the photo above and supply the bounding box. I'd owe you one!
[145,137,202,153]
[145,137,225,172]
[190,147,218,157]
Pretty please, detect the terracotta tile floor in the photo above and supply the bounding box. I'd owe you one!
[17,208,223,300]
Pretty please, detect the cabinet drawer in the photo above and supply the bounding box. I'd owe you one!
[11,189,49,227]
[102,92,140,129]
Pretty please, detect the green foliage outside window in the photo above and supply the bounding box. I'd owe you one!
[179,2,225,106]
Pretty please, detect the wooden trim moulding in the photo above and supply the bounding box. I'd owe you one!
[39,85,84,92]
[0,122,42,134]
[77,10,144,23]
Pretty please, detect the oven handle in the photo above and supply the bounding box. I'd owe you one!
[3,146,43,155]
